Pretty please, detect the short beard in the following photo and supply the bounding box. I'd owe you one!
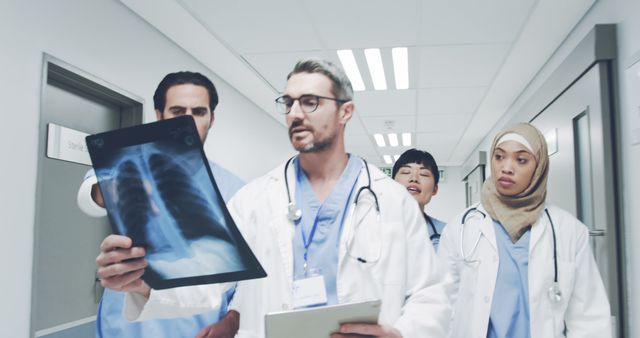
[294,133,335,153]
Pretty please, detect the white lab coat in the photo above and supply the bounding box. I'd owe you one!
[437,204,612,338]
[125,161,451,338]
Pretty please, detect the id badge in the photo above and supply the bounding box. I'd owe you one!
[292,275,328,308]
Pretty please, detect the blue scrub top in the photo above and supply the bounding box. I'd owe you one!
[292,155,363,306]
[93,161,245,338]
[487,220,531,338]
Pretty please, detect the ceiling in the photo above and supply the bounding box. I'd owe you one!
[120,0,595,167]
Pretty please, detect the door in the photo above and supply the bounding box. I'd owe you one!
[530,61,621,336]
[464,165,484,208]
[31,58,142,337]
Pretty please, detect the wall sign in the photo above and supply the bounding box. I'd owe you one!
[46,123,91,166]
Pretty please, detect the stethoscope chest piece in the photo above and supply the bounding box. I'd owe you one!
[287,202,302,222]
[548,281,563,303]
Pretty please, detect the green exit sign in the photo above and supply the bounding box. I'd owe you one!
[381,167,392,177]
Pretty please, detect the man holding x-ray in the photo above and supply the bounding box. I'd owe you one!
[96,58,450,338]
[79,71,244,338]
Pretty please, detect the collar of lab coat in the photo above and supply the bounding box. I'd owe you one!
[475,204,498,251]
[474,203,549,252]
[273,155,388,210]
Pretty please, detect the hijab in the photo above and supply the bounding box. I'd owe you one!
[480,122,549,242]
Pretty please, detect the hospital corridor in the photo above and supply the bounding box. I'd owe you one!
[2,0,640,337]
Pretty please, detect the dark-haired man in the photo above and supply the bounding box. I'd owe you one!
[77,71,244,338]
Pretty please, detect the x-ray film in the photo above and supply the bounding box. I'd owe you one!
[86,116,266,289]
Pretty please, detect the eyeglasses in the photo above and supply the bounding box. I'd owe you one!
[275,94,349,114]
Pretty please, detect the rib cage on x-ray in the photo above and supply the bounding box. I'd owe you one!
[148,153,232,243]
[115,160,152,249]
[114,153,233,257]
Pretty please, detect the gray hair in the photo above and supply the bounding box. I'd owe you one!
[287,58,353,101]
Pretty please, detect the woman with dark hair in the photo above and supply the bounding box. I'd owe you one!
[438,122,611,338]
[392,148,445,250]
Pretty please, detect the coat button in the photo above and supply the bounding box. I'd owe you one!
[493,255,498,262]
[282,303,289,310]
[484,296,490,303]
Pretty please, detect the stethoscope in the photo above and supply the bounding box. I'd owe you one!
[284,157,303,222]
[425,214,441,241]
[460,206,562,304]
[283,156,381,263]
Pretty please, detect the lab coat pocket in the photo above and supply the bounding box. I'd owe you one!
[456,260,479,301]
[348,214,384,266]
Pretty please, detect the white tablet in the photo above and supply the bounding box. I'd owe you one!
[265,300,381,338]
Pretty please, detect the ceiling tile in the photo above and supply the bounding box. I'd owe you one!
[418,144,456,164]
[345,132,372,149]
[354,90,417,117]
[416,131,462,145]
[182,0,325,54]
[242,51,337,92]
[360,115,417,134]
[346,117,369,136]
[416,113,472,133]
[417,44,511,87]
[415,131,463,163]
[417,87,487,115]
[303,0,420,49]
[419,0,536,45]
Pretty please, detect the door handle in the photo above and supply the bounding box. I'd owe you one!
[589,229,606,237]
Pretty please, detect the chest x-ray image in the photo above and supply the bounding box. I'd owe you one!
[86,116,265,289]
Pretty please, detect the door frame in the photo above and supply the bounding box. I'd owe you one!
[30,54,143,337]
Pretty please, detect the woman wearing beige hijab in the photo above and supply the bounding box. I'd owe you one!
[438,123,611,338]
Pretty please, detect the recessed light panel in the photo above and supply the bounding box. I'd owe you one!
[373,133,386,147]
[388,133,399,147]
[364,48,387,90]
[402,133,411,146]
[337,50,366,91]
[392,47,408,90]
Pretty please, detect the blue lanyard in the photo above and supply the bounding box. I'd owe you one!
[293,156,363,275]
[300,206,322,274]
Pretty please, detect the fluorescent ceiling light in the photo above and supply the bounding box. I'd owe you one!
[383,155,392,164]
[388,133,399,147]
[392,47,409,90]
[337,50,365,91]
[393,154,401,161]
[364,48,387,90]
[373,133,386,147]
[402,132,411,146]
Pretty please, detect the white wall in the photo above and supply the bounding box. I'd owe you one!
[426,166,466,223]
[0,1,293,336]
[205,89,295,181]
[460,0,640,336]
